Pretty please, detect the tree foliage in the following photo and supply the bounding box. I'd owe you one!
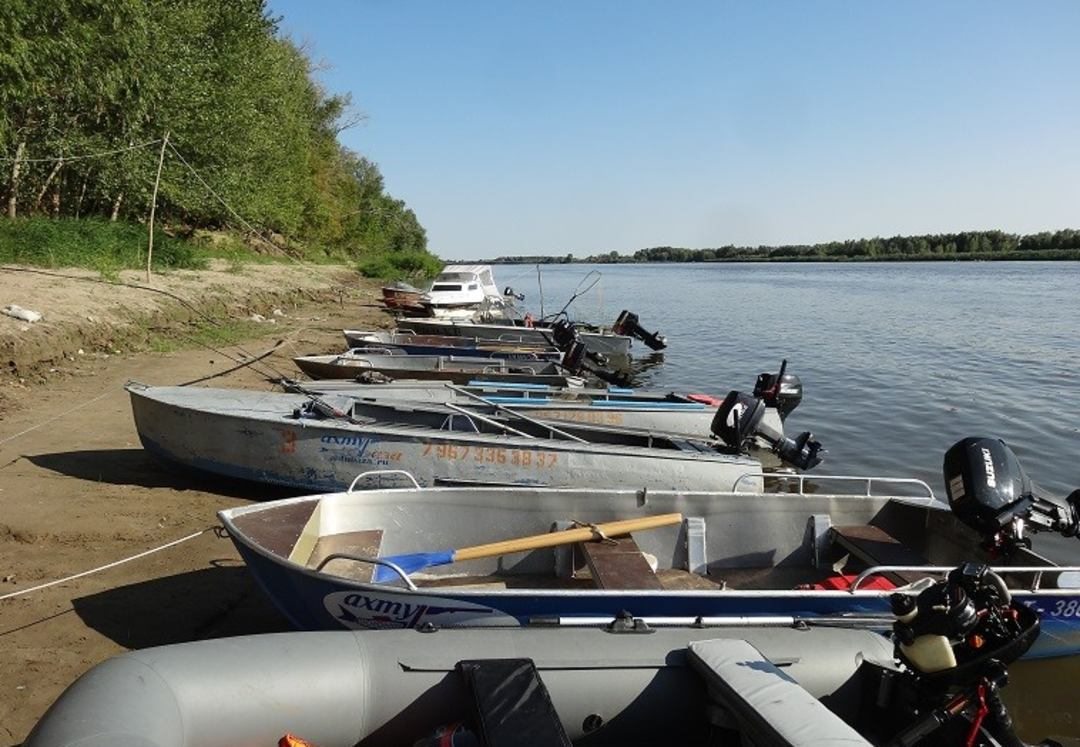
[0,0,434,273]
[569,230,1080,263]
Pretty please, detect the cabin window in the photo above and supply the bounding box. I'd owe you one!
[432,284,463,292]
[468,283,478,290]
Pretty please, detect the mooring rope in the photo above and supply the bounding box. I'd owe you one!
[0,390,114,448]
[0,527,215,601]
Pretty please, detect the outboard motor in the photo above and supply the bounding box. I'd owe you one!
[559,341,632,388]
[549,318,579,350]
[548,318,611,367]
[503,286,525,302]
[752,359,803,421]
[872,563,1039,747]
[712,389,824,471]
[944,436,1080,555]
[611,309,667,351]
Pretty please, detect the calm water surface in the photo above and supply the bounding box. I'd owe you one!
[507,261,1080,737]
[515,261,1079,497]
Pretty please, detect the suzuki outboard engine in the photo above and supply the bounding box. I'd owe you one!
[752,359,804,421]
[611,309,667,351]
[944,436,1080,554]
[711,388,823,471]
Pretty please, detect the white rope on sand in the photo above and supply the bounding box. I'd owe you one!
[0,390,114,449]
[0,528,214,601]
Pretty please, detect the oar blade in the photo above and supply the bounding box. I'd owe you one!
[372,550,455,583]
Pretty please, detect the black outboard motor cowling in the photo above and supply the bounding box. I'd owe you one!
[549,319,579,351]
[712,391,767,449]
[559,340,632,388]
[943,437,1033,536]
[944,437,1080,552]
[711,391,824,471]
[560,341,587,373]
[754,371,803,421]
[612,310,667,351]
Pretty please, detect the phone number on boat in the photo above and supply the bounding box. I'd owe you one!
[422,443,559,468]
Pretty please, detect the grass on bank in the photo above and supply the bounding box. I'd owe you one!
[0,217,206,275]
[146,318,279,354]
[0,217,442,281]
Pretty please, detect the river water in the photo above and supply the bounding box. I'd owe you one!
[505,260,1080,737]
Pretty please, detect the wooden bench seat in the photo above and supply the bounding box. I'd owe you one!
[306,529,384,583]
[578,534,663,590]
[830,524,931,586]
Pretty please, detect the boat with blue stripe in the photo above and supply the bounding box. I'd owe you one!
[219,438,1080,661]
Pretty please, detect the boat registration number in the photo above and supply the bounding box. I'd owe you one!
[422,442,559,468]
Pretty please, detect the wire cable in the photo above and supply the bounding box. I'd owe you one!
[0,139,162,163]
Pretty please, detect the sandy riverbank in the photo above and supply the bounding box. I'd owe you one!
[0,262,388,743]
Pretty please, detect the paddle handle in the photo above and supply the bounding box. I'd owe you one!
[453,513,683,562]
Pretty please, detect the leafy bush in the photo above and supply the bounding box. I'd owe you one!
[357,250,442,280]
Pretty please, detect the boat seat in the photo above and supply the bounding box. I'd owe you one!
[829,525,930,586]
[306,530,384,583]
[688,639,871,747]
[456,658,573,747]
[578,533,663,590]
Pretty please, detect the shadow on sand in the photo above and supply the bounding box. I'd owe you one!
[71,563,291,649]
[25,448,301,500]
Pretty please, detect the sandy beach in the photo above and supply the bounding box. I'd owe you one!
[0,262,385,742]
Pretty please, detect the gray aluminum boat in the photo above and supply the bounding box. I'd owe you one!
[342,329,563,360]
[395,317,634,358]
[290,359,811,441]
[286,380,729,438]
[127,383,768,492]
[293,350,585,387]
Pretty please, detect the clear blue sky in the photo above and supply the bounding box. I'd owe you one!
[269,1,1079,260]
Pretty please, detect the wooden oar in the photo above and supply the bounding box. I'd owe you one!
[372,513,683,582]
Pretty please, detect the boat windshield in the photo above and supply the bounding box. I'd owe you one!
[436,272,476,282]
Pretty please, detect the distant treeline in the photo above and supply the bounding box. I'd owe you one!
[0,0,438,276]
[490,229,1080,264]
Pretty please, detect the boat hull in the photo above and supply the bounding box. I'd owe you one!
[228,539,1080,660]
[128,385,762,493]
[218,488,1080,661]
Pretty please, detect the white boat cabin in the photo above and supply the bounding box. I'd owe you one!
[422,265,502,317]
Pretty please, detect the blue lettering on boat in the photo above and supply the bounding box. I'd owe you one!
[328,591,503,629]
[320,434,376,457]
